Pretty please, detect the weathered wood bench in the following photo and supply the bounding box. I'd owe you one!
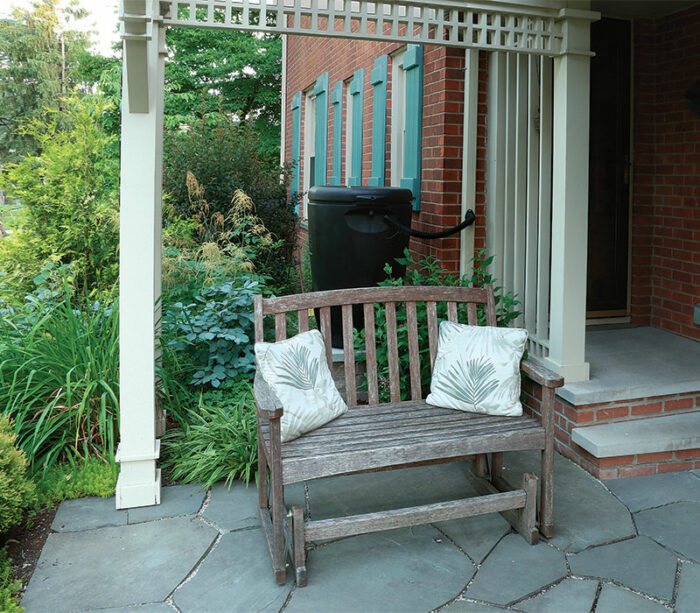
[253,285,564,587]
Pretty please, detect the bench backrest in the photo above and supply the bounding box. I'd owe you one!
[254,285,498,408]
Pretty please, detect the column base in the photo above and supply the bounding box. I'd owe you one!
[542,357,590,384]
[116,467,161,509]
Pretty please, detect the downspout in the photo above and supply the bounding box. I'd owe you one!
[280,34,287,166]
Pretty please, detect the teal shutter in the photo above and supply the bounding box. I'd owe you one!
[402,44,424,211]
[369,55,388,187]
[313,72,329,187]
[349,68,364,187]
[330,81,343,185]
[290,91,302,214]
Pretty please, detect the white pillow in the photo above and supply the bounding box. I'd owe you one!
[254,329,348,442]
[426,321,528,417]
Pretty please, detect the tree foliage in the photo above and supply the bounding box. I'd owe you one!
[165,26,282,162]
[0,95,119,297]
[0,0,92,163]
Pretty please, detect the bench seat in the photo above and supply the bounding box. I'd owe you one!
[261,401,545,485]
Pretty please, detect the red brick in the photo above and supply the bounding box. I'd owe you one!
[598,455,636,468]
[596,406,630,420]
[637,451,674,463]
[665,398,694,411]
[630,402,663,416]
[619,465,657,478]
[675,448,700,460]
[657,461,694,473]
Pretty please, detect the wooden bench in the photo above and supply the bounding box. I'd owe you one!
[253,285,564,587]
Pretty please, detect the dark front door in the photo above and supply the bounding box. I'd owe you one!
[587,17,631,317]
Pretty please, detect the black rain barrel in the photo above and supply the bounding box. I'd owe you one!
[308,185,413,348]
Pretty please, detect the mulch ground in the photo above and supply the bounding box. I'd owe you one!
[3,505,57,599]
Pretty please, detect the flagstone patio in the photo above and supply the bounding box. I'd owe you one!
[20,454,700,613]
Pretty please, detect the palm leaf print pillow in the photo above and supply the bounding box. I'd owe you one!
[255,330,348,442]
[426,322,528,416]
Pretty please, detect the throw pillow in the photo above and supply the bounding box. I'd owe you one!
[426,321,528,417]
[255,329,348,442]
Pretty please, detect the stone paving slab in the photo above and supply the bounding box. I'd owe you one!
[605,471,700,512]
[676,562,700,613]
[285,525,474,613]
[51,496,127,532]
[441,601,510,612]
[516,578,599,613]
[465,534,567,606]
[127,484,206,524]
[78,605,176,613]
[500,451,635,553]
[594,585,668,613]
[22,517,217,613]
[567,536,677,600]
[202,482,260,532]
[435,512,510,563]
[173,529,292,613]
[635,502,700,563]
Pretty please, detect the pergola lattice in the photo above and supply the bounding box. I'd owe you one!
[116,0,598,508]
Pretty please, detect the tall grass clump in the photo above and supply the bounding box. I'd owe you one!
[0,269,119,471]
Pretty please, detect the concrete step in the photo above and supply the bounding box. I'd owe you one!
[571,411,700,458]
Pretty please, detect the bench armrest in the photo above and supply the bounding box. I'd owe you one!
[254,370,284,420]
[521,358,564,389]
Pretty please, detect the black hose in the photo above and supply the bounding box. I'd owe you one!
[383,209,476,240]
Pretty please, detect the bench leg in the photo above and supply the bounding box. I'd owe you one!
[257,425,269,511]
[540,385,555,539]
[517,472,539,545]
[491,452,503,481]
[291,505,307,587]
[471,454,488,478]
[269,418,286,585]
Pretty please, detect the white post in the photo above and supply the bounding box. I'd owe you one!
[115,0,165,509]
[460,48,479,280]
[543,10,595,383]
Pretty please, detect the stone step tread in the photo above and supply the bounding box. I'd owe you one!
[571,411,700,458]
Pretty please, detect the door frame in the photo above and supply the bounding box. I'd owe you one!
[586,14,634,325]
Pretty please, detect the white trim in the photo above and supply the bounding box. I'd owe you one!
[459,48,479,279]
[280,35,288,166]
[345,83,353,186]
[390,48,406,188]
[302,88,316,219]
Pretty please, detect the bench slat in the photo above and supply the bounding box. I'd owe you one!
[275,313,287,341]
[406,301,422,400]
[467,303,478,325]
[426,301,439,373]
[262,286,490,314]
[363,303,379,405]
[385,302,400,402]
[342,304,357,407]
[447,301,458,322]
[281,428,544,484]
[319,306,333,368]
[297,309,309,333]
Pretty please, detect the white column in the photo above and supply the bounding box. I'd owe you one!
[543,10,594,383]
[460,48,479,279]
[115,0,165,509]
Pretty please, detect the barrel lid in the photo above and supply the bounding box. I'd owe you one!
[308,185,413,205]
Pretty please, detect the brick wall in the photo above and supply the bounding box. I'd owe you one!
[522,380,700,479]
[284,35,489,273]
[631,5,700,341]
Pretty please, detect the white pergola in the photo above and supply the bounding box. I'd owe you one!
[116,0,598,508]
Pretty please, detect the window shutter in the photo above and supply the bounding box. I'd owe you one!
[313,72,329,187]
[348,68,364,187]
[369,55,388,187]
[402,44,424,211]
[330,81,343,185]
[291,91,302,214]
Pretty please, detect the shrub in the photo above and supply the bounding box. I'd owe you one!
[354,249,521,402]
[0,548,23,613]
[163,276,262,388]
[0,270,119,470]
[0,96,119,300]
[163,113,298,291]
[162,377,257,488]
[0,415,36,534]
[34,457,118,510]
